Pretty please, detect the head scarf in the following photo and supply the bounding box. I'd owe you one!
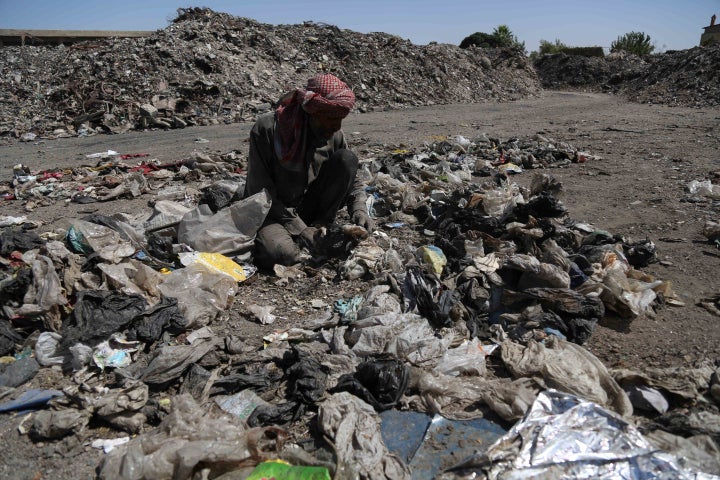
[274,73,355,169]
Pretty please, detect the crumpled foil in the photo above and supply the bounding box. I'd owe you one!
[444,389,719,479]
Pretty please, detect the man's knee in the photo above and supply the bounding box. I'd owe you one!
[254,223,300,268]
[329,149,358,180]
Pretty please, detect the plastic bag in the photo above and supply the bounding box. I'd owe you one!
[417,245,447,276]
[434,338,492,377]
[481,183,524,217]
[346,312,451,367]
[318,392,410,480]
[158,264,238,329]
[687,179,720,199]
[98,395,286,480]
[98,259,164,305]
[35,332,65,366]
[66,219,136,263]
[501,336,632,416]
[177,190,270,255]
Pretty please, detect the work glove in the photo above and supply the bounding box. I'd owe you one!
[351,210,375,232]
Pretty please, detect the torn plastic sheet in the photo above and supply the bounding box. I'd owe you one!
[158,264,238,329]
[500,336,633,417]
[60,290,147,348]
[98,395,287,480]
[406,369,541,422]
[444,390,720,480]
[611,362,715,405]
[0,388,63,413]
[380,411,506,480]
[318,392,410,480]
[30,408,91,440]
[177,189,271,256]
[433,338,494,377]
[346,312,451,367]
[138,338,217,386]
[92,437,131,454]
[66,219,136,263]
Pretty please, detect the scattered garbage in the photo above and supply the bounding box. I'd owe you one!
[1,92,717,480]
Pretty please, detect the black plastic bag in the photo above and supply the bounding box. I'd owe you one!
[128,296,187,343]
[61,290,147,348]
[331,355,409,411]
[0,228,43,255]
[403,267,456,328]
[283,348,328,404]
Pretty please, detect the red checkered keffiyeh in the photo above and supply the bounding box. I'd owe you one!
[274,74,355,169]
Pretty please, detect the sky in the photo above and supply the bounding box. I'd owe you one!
[1,0,718,53]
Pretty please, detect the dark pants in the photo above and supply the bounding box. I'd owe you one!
[254,149,358,268]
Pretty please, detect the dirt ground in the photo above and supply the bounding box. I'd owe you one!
[1,91,719,479]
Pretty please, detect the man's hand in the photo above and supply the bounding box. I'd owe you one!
[352,210,375,232]
[299,226,321,249]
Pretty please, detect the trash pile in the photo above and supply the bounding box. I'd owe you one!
[1,133,720,479]
[534,43,720,108]
[0,7,539,140]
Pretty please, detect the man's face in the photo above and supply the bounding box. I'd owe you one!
[308,114,343,142]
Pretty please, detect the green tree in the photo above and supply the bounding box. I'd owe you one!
[611,31,655,55]
[538,39,569,55]
[460,31,500,49]
[460,25,525,53]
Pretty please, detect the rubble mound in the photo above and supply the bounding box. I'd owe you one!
[533,52,648,90]
[620,44,720,106]
[0,7,540,139]
[533,43,720,107]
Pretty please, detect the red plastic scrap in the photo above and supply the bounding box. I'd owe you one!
[40,171,64,180]
[129,163,160,174]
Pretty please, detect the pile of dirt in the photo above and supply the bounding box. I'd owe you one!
[533,52,648,90]
[533,43,720,107]
[0,7,539,140]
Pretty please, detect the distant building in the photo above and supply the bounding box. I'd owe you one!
[700,14,720,45]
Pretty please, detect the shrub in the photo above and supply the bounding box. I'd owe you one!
[460,25,525,53]
[611,31,655,55]
[532,40,603,59]
[538,39,568,55]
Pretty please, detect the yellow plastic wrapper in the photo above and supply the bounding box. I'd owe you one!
[178,252,246,282]
[417,245,447,275]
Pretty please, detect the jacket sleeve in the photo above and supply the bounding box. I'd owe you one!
[337,132,369,216]
[245,120,308,235]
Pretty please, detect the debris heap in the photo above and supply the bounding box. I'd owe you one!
[0,7,539,139]
[534,43,720,107]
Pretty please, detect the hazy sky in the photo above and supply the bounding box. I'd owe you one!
[1,0,717,52]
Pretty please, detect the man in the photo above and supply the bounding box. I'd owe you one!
[244,73,374,268]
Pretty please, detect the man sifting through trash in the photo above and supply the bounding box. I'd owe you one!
[244,73,374,269]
